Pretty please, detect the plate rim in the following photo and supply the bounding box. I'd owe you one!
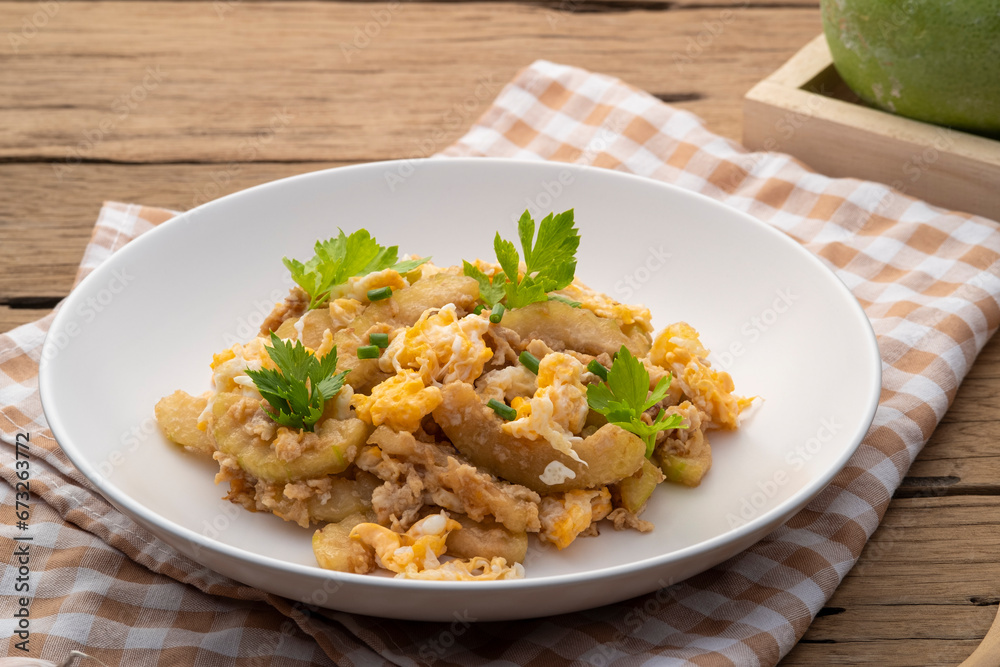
[38,156,883,593]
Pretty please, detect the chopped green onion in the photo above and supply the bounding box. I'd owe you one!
[548,294,582,308]
[487,398,517,421]
[489,303,506,324]
[367,286,392,301]
[519,351,540,374]
[357,345,380,360]
[369,332,389,348]
[587,359,609,381]
[473,304,486,316]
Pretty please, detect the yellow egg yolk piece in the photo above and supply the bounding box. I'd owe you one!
[380,303,493,385]
[351,369,443,433]
[502,352,589,465]
[648,322,752,430]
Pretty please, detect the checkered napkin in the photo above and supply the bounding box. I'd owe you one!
[3,60,1000,666]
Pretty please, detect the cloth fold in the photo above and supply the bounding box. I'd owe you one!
[2,60,999,666]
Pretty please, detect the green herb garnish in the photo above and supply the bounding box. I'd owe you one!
[487,398,517,421]
[488,303,506,324]
[463,261,506,308]
[586,359,608,381]
[243,332,350,432]
[367,286,392,302]
[547,294,582,308]
[283,229,429,310]
[586,345,686,457]
[369,332,389,348]
[463,209,580,310]
[519,350,540,374]
[357,345,380,360]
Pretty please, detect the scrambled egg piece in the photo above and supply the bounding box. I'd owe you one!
[502,353,589,464]
[649,322,752,430]
[329,298,366,330]
[468,258,503,277]
[400,556,524,581]
[313,328,335,358]
[538,488,612,550]
[352,369,442,432]
[554,281,654,334]
[350,512,524,580]
[345,268,409,302]
[381,304,493,385]
[474,364,538,403]
[351,512,459,575]
[210,337,271,392]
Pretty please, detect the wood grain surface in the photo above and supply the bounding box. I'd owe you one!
[2,2,997,664]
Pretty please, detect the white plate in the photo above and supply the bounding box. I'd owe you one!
[39,158,880,621]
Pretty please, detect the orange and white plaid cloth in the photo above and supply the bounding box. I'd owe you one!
[3,60,999,666]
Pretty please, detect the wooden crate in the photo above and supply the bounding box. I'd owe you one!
[743,35,1000,222]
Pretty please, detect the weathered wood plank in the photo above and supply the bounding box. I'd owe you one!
[0,162,353,307]
[901,329,1000,494]
[785,639,984,667]
[1,0,821,9]
[904,420,1000,494]
[0,1,820,162]
[783,495,1000,666]
[0,306,52,333]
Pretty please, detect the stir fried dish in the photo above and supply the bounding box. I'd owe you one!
[155,210,753,580]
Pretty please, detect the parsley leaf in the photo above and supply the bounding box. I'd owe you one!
[244,332,350,432]
[462,261,506,308]
[586,345,686,457]
[518,209,579,291]
[504,273,549,309]
[464,209,580,310]
[284,229,429,310]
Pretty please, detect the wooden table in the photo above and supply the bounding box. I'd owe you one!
[3,1,997,663]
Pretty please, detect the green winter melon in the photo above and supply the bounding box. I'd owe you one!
[821,0,1000,134]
